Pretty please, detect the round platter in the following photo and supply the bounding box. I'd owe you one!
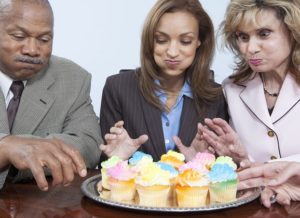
[81,175,261,213]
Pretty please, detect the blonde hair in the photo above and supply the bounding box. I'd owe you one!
[220,0,300,84]
[137,0,220,112]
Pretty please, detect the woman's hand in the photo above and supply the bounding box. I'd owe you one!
[174,123,211,161]
[238,161,300,207]
[200,118,249,164]
[99,121,148,160]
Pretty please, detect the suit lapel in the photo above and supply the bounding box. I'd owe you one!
[240,74,274,129]
[140,96,166,158]
[0,92,9,134]
[272,73,300,123]
[178,96,198,146]
[12,71,55,134]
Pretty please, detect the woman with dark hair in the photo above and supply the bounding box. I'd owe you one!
[99,0,228,161]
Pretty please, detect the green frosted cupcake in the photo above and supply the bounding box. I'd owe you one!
[212,156,237,170]
[208,163,237,204]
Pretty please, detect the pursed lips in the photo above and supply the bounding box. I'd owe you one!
[249,58,262,66]
[165,59,181,67]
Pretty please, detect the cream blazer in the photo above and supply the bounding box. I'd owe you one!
[223,72,300,163]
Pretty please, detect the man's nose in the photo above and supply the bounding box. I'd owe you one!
[22,38,40,57]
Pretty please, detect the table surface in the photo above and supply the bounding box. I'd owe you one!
[0,170,299,218]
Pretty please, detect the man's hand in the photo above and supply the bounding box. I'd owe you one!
[0,136,87,191]
[99,121,148,160]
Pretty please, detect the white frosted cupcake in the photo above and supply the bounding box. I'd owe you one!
[135,162,171,207]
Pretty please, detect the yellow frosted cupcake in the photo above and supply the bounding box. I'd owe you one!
[107,161,137,202]
[135,162,171,207]
[176,163,209,207]
[160,150,185,170]
[100,156,122,190]
[208,163,238,204]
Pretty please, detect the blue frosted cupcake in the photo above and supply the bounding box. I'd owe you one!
[208,163,238,203]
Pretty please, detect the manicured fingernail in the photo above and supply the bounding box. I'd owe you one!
[42,186,48,191]
[80,169,87,177]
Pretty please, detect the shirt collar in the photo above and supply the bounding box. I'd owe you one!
[0,71,14,99]
[0,71,27,98]
[155,79,193,99]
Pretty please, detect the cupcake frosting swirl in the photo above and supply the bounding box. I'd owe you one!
[135,162,170,186]
[213,156,237,170]
[179,161,209,174]
[129,151,153,165]
[176,169,209,187]
[157,162,178,178]
[208,163,237,183]
[101,156,122,169]
[107,161,136,181]
[193,152,215,169]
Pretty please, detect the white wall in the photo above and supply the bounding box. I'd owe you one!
[49,0,233,116]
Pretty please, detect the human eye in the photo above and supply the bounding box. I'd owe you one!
[180,38,192,45]
[10,32,26,41]
[236,32,249,42]
[39,35,52,43]
[155,35,168,44]
[258,29,271,38]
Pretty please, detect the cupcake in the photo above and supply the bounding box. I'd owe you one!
[208,163,238,203]
[178,161,209,174]
[157,162,178,202]
[107,161,137,202]
[160,150,185,170]
[212,156,237,170]
[129,151,153,171]
[175,167,209,207]
[100,156,122,190]
[135,162,171,207]
[192,152,216,170]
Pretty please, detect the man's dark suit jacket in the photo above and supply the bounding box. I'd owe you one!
[100,69,228,161]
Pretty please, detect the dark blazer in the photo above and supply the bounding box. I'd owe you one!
[100,69,228,161]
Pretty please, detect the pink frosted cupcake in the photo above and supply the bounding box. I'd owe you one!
[192,152,215,170]
[100,156,122,190]
[107,161,137,202]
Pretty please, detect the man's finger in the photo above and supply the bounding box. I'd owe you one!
[29,160,49,191]
[60,143,87,177]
